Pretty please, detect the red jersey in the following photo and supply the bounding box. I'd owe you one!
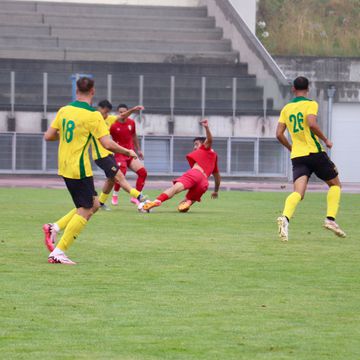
[186,144,219,177]
[110,118,136,150]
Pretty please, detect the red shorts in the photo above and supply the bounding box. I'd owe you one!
[173,168,208,202]
[114,153,133,175]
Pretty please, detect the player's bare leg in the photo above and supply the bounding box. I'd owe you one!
[101,170,145,207]
[143,182,185,211]
[323,176,346,237]
[42,223,57,251]
[114,169,147,202]
[99,178,114,210]
[112,182,120,205]
[129,158,147,205]
[112,165,126,206]
[43,208,77,252]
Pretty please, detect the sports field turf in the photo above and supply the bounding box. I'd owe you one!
[0,187,359,359]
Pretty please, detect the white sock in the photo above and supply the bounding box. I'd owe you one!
[113,191,118,196]
[51,247,64,256]
[53,223,60,232]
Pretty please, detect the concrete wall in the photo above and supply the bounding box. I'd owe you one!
[274,56,360,128]
[274,56,360,83]
[229,0,256,33]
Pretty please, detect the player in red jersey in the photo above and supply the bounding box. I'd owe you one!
[142,119,221,212]
[110,103,147,206]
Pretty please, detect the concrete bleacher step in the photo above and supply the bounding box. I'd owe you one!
[0,47,65,61]
[37,2,208,18]
[0,30,228,56]
[0,1,37,12]
[4,94,266,111]
[170,77,257,88]
[0,34,231,52]
[0,59,251,77]
[0,84,276,115]
[0,74,256,93]
[31,85,262,101]
[0,2,237,65]
[0,46,239,64]
[0,0,208,17]
[99,97,266,109]
[109,86,264,100]
[51,26,223,41]
[0,9,215,29]
[58,38,232,52]
[0,11,43,25]
[9,79,264,99]
[0,0,273,115]
[0,24,50,36]
[66,48,239,64]
[43,13,215,29]
[0,97,274,116]
[0,35,57,48]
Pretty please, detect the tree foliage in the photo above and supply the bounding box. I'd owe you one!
[257,0,360,56]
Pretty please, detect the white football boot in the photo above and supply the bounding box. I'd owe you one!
[324,219,346,238]
[277,216,289,242]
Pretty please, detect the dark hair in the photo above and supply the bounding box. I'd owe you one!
[76,77,94,93]
[293,76,309,90]
[117,103,128,110]
[98,100,113,110]
[193,137,206,143]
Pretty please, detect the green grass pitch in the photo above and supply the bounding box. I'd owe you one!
[0,187,360,360]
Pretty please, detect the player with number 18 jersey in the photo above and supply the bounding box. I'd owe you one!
[51,100,108,179]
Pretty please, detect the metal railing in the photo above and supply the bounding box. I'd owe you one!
[0,69,286,117]
[0,132,288,178]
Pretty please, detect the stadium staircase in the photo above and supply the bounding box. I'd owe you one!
[0,0,276,116]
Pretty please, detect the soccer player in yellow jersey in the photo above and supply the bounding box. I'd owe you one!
[92,100,146,210]
[276,76,346,241]
[42,77,137,264]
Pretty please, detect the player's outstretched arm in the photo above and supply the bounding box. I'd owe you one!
[276,123,292,152]
[132,133,144,160]
[307,114,333,148]
[211,172,221,199]
[44,127,59,141]
[99,135,137,159]
[200,119,213,149]
[118,105,144,120]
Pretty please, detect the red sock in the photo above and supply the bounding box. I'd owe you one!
[157,193,169,203]
[114,182,121,192]
[136,167,147,191]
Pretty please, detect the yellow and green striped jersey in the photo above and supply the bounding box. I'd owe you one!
[51,100,109,179]
[90,114,118,160]
[105,114,117,128]
[278,96,323,159]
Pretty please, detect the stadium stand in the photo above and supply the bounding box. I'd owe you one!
[0,0,279,116]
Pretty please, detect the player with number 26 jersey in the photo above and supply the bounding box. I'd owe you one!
[276,76,345,242]
[278,97,323,159]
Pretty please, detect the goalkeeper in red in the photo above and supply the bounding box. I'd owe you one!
[143,119,221,212]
